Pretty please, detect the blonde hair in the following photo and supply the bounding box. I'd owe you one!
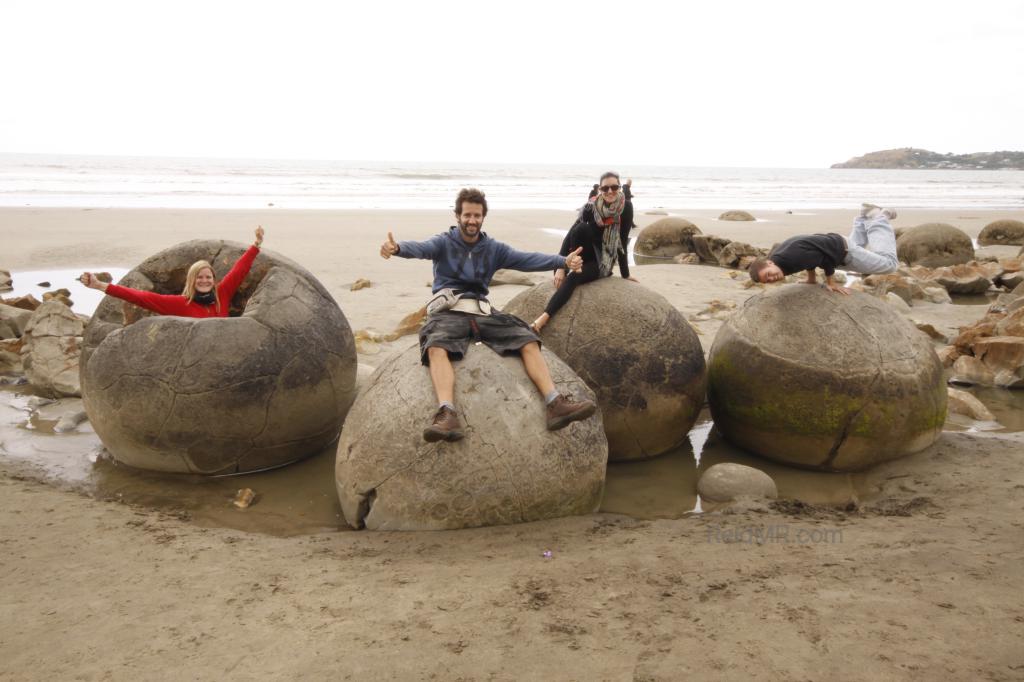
[182,260,221,311]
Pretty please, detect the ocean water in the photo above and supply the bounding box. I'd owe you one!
[1,153,1023,210]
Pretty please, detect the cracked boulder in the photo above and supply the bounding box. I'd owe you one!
[81,240,357,474]
[335,343,607,531]
[504,277,706,461]
[634,218,702,262]
[707,285,946,472]
[896,223,974,267]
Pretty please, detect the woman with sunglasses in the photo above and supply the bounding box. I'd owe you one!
[530,172,637,333]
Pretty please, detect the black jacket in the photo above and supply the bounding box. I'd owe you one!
[770,233,847,277]
[558,186,634,277]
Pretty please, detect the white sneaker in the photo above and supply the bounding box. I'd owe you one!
[860,203,881,219]
[860,203,896,221]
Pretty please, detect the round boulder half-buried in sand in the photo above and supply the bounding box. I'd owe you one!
[81,240,357,475]
[707,285,946,472]
[634,217,702,261]
[335,343,607,531]
[504,277,706,461]
[978,219,1024,246]
[896,223,974,267]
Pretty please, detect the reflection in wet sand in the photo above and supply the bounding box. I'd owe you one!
[3,383,1019,536]
[0,384,345,537]
[600,410,871,520]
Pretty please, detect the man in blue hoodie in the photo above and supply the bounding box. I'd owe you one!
[380,187,596,443]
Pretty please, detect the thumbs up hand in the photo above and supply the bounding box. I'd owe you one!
[380,231,400,259]
[565,246,584,273]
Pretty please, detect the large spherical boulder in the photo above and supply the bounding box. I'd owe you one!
[504,278,706,461]
[718,210,755,221]
[978,219,1024,246]
[82,240,357,474]
[634,218,702,261]
[335,343,607,531]
[896,223,974,267]
[707,285,946,472]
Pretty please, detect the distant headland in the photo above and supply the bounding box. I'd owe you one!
[832,148,1024,170]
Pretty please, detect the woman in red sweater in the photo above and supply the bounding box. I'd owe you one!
[79,227,264,318]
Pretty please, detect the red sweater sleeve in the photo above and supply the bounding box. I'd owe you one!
[104,284,191,316]
[217,245,260,301]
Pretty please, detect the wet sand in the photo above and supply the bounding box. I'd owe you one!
[2,206,1024,679]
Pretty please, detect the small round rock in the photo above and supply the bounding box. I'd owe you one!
[698,463,778,502]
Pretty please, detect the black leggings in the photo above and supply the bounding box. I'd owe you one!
[544,262,603,316]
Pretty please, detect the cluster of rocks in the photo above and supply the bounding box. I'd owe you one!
[633,217,767,269]
[943,281,1024,388]
[1,298,89,397]
[853,258,1022,303]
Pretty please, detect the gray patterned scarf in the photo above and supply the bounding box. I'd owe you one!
[593,192,625,277]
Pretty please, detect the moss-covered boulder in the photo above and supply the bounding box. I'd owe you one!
[335,343,607,531]
[707,285,945,471]
[504,278,706,461]
[978,219,1024,246]
[634,218,702,263]
[82,240,357,475]
[896,223,974,267]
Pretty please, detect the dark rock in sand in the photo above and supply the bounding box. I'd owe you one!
[896,223,974,267]
[719,210,756,221]
[692,234,732,265]
[2,294,41,312]
[978,219,1024,246]
[504,277,706,461]
[716,241,764,268]
[0,269,11,292]
[81,240,357,475]
[634,218,702,260]
[335,343,607,530]
[707,285,945,472]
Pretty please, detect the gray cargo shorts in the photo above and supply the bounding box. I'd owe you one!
[418,310,541,365]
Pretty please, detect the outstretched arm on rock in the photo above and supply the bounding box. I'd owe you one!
[824,275,849,295]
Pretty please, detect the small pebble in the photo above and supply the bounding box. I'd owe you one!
[233,488,257,509]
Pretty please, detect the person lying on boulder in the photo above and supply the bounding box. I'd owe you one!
[380,187,597,443]
[748,204,899,295]
[530,171,638,333]
[79,226,264,317]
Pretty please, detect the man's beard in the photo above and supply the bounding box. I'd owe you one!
[458,221,480,240]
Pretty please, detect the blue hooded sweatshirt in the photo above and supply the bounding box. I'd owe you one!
[396,227,565,299]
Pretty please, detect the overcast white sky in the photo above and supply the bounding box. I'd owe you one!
[2,0,1022,167]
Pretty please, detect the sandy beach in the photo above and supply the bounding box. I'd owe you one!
[2,206,1024,679]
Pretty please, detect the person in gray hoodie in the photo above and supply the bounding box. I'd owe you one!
[380,187,596,443]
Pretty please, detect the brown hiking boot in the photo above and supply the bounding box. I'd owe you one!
[423,405,464,443]
[546,393,597,431]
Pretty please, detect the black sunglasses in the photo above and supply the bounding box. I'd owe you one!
[599,184,621,193]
